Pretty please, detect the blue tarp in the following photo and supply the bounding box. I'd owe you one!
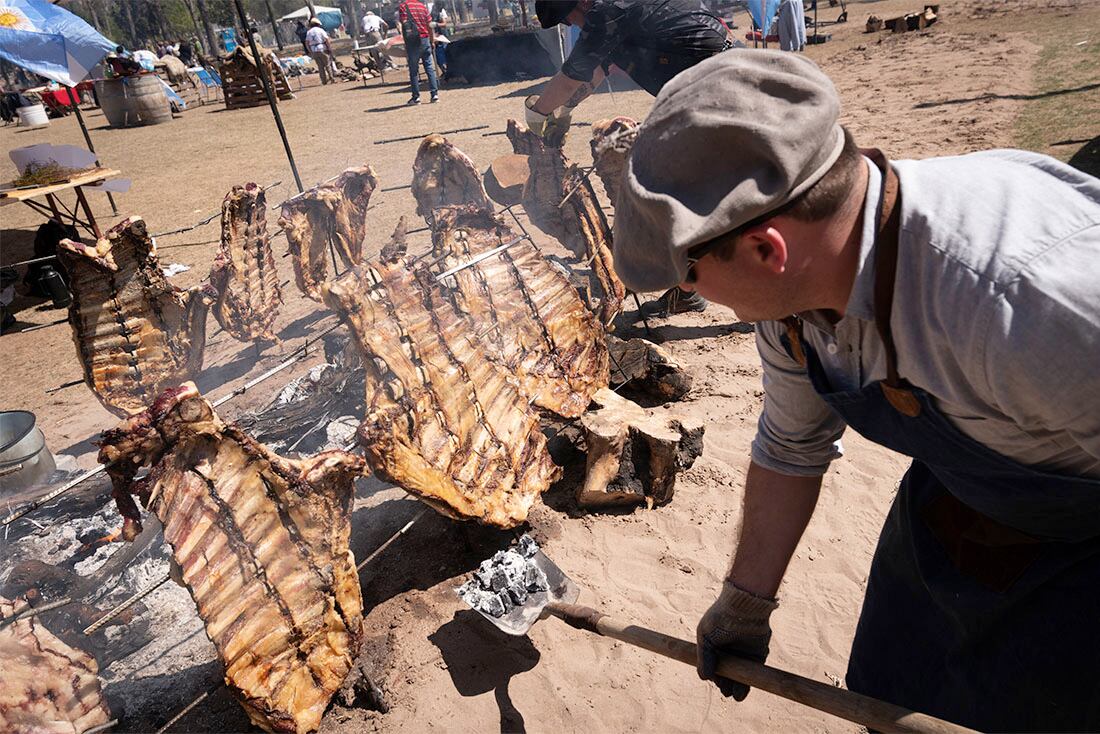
[0,0,116,86]
[747,0,782,35]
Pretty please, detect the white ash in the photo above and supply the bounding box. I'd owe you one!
[274,363,336,405]
[457,535,547,618]
[325,415,359,450]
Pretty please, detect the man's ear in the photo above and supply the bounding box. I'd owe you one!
[739,222,789,275]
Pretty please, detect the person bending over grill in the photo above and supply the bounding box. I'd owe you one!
[528,0,738,318]
[613,49,1100,732]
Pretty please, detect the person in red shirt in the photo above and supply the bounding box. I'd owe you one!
[397,0,439,104]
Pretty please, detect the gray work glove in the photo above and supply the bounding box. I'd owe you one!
[696,580,779,700]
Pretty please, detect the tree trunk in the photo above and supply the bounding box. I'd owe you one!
[194,0,219,58]
[82,0,104,32]
[120,0,139,47]
[182,0,205,49]
[263,0,283,48]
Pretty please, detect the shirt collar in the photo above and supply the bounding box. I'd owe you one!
[795,156,881,335]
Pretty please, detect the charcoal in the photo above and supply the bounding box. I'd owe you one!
[457,535,549,618]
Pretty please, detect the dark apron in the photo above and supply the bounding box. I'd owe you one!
[781,151,1100,732]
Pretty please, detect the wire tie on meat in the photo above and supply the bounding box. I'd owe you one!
[83,571,171,636]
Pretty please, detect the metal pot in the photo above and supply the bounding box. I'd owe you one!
[0,411,56,492]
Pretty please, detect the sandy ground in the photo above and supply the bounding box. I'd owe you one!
[0,0,1097,731]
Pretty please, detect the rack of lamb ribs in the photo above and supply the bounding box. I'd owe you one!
[411,134,491,229]
[279,165,379,301]
[98,383,367,734]
[322,228,561,528]
[58,218,215,417]
[0,595,112,734]
[430,206,609,418]
[505,120,625,326]
[209,183,283,342]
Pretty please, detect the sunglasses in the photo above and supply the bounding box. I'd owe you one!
[684,239,722,285]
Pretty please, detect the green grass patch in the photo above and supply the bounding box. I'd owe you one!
[1012,8,1100,172]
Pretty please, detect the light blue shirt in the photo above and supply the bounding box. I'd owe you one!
[752,151,1100,478]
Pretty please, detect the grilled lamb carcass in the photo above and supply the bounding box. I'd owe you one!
[506,120,625,325]
[505,119,582,256]
[412,134,491,228]
[58,218,214,417]
[0,595,112,734]
[279,165,379,301]
[432,206,608,418]
[322,255,560,528]
[562,166,626,327]
[98,383,367,734]
[590,116,639,206]
[210,183,283,342]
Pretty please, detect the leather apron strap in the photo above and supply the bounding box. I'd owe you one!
[781,150,920,417]
[864,149,921,417]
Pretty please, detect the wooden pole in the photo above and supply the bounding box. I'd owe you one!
[548,602,981,734]
[232,0,304,193]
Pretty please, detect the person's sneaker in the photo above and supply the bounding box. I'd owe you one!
[407,97,421,105]
[637,287,708,319]
[430,94,439,103]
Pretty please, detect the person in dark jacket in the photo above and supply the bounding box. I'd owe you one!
[527,0,738,318]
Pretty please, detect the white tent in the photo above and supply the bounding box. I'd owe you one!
[277,5,342,22]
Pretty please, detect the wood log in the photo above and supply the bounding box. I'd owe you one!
[485,154,530,207]
[578,388,704,509]
[608,335,692,402]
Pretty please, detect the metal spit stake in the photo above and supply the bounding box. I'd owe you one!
[435,235,528,281]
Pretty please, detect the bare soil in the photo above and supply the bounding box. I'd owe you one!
[0,1,1096,731]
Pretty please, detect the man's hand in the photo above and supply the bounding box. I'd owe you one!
[696,580,778,700]
[525,94,572,141]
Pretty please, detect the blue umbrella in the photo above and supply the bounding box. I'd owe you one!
[0,0,119,213]
[748,0,782,37]
[0,0,116,86]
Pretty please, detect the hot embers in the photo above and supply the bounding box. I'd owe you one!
[457,535,549,618]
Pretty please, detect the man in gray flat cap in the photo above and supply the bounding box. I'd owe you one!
[614,49,1100,731]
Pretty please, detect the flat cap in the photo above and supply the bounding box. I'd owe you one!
[613,49,845,292]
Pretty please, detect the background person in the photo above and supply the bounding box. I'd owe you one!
[305,18,335,85]
[613,49,1100,732]
[397,0,439,104]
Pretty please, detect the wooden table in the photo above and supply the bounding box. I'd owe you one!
[0,168,120,239]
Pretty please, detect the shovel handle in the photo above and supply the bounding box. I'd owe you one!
[546,602,977,734]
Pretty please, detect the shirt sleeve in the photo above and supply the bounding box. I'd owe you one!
[751,321,847,476]
[980,222,1100,472]
[560,5,626,82]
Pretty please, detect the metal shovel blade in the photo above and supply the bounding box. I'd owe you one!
[458,550,579,636]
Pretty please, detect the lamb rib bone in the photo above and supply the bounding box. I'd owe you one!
[58,217,214,417]
[210,182,283,342]
[98,382,367,734]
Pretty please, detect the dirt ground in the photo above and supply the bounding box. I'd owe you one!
[1,0,1097,731]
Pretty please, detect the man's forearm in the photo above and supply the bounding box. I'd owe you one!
[533,67,604,114]
[728,461,822,598]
